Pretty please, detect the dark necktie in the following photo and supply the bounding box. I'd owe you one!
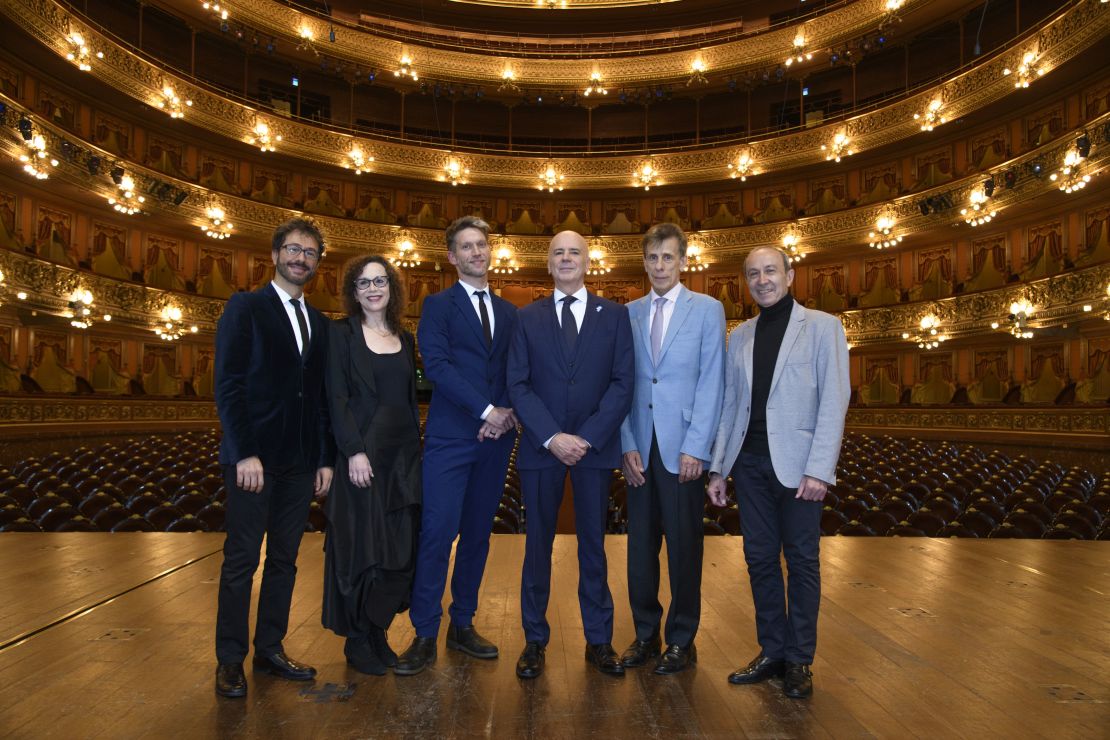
[290,298,310,362]
[474,290,492,347]
[560,295,578,352]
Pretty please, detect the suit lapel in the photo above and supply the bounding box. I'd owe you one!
[452,282,487,351]
[491,295,512,355]
[572,293,602,369]
[657,289,693,365]
[634,296,652,359]
[263,284,301,360]
[742,321,755,394]
[768,303,806,398]
[538,295,569,367]
[347,315,376,392]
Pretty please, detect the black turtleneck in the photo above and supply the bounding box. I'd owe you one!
[742,293,795,456]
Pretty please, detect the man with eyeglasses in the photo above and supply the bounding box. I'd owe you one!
[395,216,519,675]
[214,217,335,698]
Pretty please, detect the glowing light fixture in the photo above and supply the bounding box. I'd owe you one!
[439,155,470,186]
[201,206,233,240]
[902,314,947,349]
[108,173,146,215]
[65,32,102,71]
[727,150,756,181]
[249,120,281,152]
[491,246,519,274]
[537,161,565,192]
[868,217,902,249]
[156,84,192,118]
[961,186,996,226]
[785,31,812,67]
[584,70,607,97]
[822,131,854,162]
[395,53,418,81]
[633,158,661,190]
[344,145,374,175]
[914,99,947,132]
[1003,51,1046,88]
[391,238,421,268]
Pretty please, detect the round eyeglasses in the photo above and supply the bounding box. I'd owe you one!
[281,243,320,261]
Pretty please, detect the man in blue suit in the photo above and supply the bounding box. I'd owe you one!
[395,216,518,675]
[214,217,335,698]
[508,230,635,679]
[619,223,725,675]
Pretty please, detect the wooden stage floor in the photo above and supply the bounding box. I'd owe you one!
[0,534,1106,739]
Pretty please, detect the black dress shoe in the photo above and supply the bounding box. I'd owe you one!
[368,626,397,668]
[728,653,784,685]
[345,636,386,676]
[215,662,246,698]
[585,643,625,676]
[394,636,437,676]
[654,643,697,675]
[516,642,545,679]
[783,662,813,698]
[620,636,661,667]
[446,623,499,659]
[251,652,316,681]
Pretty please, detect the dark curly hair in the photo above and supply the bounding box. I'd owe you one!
[341,255,404,335]
[272,216,326,256]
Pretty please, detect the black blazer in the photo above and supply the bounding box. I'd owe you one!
[326,315,419,460]
[215,284,335,470]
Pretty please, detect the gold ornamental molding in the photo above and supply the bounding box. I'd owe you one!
[838,263,1110,348]
[206,0,919,83]
[0,395,219,428]
[1,0,1107,187]
[3,89,1109,272]
[846,407,1110,449]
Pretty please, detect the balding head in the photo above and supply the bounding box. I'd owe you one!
[548,230,588,293]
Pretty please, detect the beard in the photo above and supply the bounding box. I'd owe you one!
[275,258,314,286]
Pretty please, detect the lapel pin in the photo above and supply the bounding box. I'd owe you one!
[595,305,602,312]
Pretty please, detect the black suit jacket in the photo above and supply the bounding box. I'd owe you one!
[215,283,335,471]
[326,315,419,460]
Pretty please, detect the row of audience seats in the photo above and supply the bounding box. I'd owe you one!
[0,431,1106,539]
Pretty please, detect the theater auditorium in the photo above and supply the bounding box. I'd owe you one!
[0,0,1106,736]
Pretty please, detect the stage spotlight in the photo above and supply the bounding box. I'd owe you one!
[918,199,930,216]
[18,117,33,141]
[109,166,124,185]
[1075,133,1091,158]
[983,178,995,197]
[87,155,101,175]
[1004,170,1017,188]
[1030,160,1044,177]
[172,189,189,207]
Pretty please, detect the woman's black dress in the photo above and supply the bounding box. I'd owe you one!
[322,339,422,637]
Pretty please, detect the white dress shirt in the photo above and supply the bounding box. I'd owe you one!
[552,285,588,331]
[465,283,497,337]
[648,282,683,341]
[271,281,310,354]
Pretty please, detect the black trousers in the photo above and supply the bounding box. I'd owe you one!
[215,465,314,663]
[731,451,822,664]
[626,434,705,647]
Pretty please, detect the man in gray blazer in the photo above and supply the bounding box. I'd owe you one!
[707,245,849,699]
[619,223,724,674]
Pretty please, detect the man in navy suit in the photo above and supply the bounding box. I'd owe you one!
[395,216,519,675]
[214,217,335,698]
[619,223,725,674]
[508,230,634,679]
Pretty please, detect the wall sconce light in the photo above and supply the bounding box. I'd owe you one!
[1050,146,1091,194]
[587,244,612,276]
[395,53,418,81]
[961,185,997,226]
[201,206,233,239]
[687,58,709,87]
[344,145,374,175]
[782,232,805,262]
[584,70,607,97]
[249,120,281,152]
[992,298,1035,338]
[156,84,192,118]
[108,173,146,215]
[499,67,520,93]
[491,246,519,274]
[438,155,470,186]
[391,237,421,268]
[685,244,709,272]
[20,132,57,180]
[537,161,565,192]
[727,150,756,181]
[201,2,229,20]
[821,131,854,162]
[1003,51,1045,88]
[633,157,661,190]
[68,288,95,329]
[902,313,947,349]
[868,216,902,249]
[65,32,102,71]
[914,99,947,131]
[154,304,198,341]
[785,30,812,67]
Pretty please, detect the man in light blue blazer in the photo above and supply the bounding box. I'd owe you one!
[707,246,850,699]
[618,223,724,675]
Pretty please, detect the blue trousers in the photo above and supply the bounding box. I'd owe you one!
[520,465,613,646]
[408,432,515,638]
[731,451,822,664]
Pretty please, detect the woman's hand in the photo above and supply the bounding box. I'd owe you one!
[348,452,374,488]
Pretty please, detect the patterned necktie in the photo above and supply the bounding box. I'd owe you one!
[650,295,666,365]
[560,295,578,352]
[474,290,492,347]
[290,298,310,362]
